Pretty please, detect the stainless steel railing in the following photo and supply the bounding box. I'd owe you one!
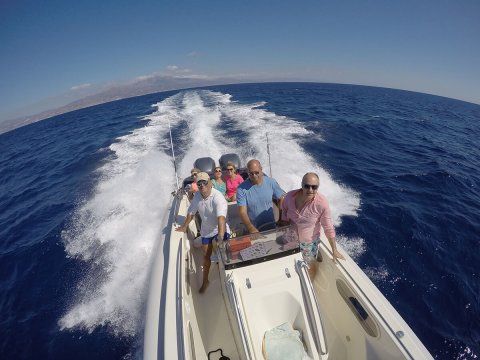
[296,259,328,355]
[226,274,254,360]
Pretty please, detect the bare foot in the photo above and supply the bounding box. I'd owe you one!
[199,281,210,294]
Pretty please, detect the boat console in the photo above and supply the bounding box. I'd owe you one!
[218,225,328,360]
[219,226,300,270]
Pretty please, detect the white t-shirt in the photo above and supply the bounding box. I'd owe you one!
[188,188,231,237]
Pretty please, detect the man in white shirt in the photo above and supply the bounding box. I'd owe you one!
[176,172,230,293]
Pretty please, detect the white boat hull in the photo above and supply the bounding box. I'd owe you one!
[144,192,432,360]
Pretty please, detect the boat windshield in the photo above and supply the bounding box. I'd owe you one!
[219,225,300,270]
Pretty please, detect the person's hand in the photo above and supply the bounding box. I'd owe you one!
[332,249,346,263]
[247,226,259,234]
[175,225,187,233]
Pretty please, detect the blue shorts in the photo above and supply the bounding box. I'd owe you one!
[201,232,230,245]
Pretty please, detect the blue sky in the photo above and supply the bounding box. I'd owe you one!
[1,0,479,122]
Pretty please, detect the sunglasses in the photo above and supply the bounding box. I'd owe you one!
[302,183,319,190]
[215,169,222,172]
[227,168,234,171]
[248,171,261,176]
[192,173,198,177]
[197,180,209,187]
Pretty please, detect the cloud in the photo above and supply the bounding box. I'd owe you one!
[70,83,91,91]
[173,74,210,79]
[133,66,195,82]
[126,66,216,87]
[135,74,155,81]
[164,65,194,75]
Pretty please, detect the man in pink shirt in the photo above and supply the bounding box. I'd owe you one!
[281,172,345,278]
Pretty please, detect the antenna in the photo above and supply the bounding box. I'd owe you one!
[168,120,180,190]
[266,133,273,177]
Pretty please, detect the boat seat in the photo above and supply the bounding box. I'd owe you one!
[227,202,247,237]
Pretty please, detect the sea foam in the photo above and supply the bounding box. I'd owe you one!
[59,99,177,336]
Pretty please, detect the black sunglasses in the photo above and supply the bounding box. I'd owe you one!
[197,180,209,187]
[215,169,222,172]
[227,168,234,171]
[248,171,261,176]
[302,183,319,190]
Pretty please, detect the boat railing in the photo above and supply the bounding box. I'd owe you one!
[226,274,254,360]
[172,188,185,219]
[175,237,187,360]
[296,259,329,356]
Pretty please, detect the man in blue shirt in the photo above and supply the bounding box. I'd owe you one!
[237,159,286,233]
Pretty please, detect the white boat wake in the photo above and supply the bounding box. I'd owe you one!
[59,90,363,337]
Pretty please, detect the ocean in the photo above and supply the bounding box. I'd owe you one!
[0,83,478,359]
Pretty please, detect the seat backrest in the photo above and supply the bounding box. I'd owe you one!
[193,157,216,173]
[226,202,246,236]
[219,153,241,170]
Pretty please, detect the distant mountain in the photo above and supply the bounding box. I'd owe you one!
[0,74,256,135]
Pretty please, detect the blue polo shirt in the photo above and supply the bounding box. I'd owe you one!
[236,176,285,229]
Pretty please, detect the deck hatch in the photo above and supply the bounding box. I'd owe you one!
[336,279,379,337]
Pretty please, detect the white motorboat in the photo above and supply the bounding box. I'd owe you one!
[143,154,433,360]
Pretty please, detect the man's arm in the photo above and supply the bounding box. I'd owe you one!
[277,193,290,226]
[326,236,345,262]
[277,195,285,224]
[175,213,194,233]
[319,197,345,262]
[217,215,226,243]
[239,205,258,233]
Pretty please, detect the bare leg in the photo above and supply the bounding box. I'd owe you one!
[199,243,213,293]
[308,261,318,280]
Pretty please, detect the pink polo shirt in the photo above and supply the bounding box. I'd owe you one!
[225,174,244,198]
[281,189,336,243]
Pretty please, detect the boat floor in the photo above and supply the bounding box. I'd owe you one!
[190,242,240,360]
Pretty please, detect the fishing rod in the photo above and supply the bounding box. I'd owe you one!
[266,132,273,177]
[168,120,180,191]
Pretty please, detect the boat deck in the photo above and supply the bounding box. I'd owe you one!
[144,188,433,360]
[189,243,240,359]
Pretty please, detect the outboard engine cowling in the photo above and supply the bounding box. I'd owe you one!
[193,157,216,173]
[219,153,241,170]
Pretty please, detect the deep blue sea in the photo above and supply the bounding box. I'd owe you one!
[1,83,479,359]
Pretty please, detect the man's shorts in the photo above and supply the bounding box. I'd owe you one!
[201,232,230,245]
[299,239,320,263]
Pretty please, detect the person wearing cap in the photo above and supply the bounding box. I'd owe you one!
[176,172,231,293]
[236,159,285,233]
[281,172,345,279]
